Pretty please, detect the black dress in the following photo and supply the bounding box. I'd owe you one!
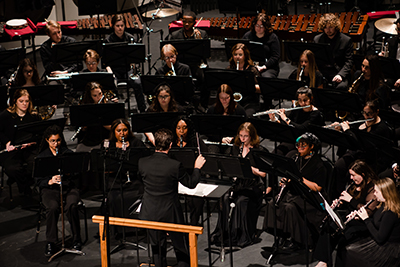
[211,146,265,247]
[263,153,327,246]
[288,69,324,88]
[342,205,400,267]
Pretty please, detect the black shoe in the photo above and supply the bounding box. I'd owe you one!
[45,242,56,257]
[72,241,82,251]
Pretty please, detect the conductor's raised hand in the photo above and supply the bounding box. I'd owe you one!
[194,154,206,169]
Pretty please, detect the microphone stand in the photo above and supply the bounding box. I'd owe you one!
[101,139,111,266]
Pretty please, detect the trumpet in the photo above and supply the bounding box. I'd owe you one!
[253,105,311,117]
[323,118,374,130]
[381,37,389,58]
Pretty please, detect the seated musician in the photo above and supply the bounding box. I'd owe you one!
[0,89,41,196]
[156,44,192,76]
[267,87,324,156]
[35,125,82,257]
[314,160,378,267]
[40,20,82,77]
[242,13,280,79]
[211,122,266,248]
[350,54,390,110]
[328,100,392,199]
[105,14,136,43]
[103,118,146,237]
[82,49,112,73]
[145,83,183,146]
[227,43,260,116]
[13,58,42,87]
[313,13,353,91]
[75,82,114,152]
[263,133,327,250]
[172,115,208,226]
[343,177,400,267]
[288,50,324,88]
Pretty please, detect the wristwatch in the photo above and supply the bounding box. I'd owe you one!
[285,118,290,123]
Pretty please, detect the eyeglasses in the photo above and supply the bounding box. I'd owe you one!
[86,61,97,66]
[164,55,176,61]
[48,138,61,143]
[296,143,309,148]
[255,24,264,28]
[182,20,194,24]
[158,95,170,100]
[361,111,375,116]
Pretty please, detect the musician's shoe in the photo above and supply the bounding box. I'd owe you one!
[45,242,57,257]
[72,240,82,251]
[281,238,302,251]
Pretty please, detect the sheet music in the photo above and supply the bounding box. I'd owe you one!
[319,192,344,230]
[179,182,218,197]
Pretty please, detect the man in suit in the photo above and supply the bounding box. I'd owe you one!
[138,128,206,267]
[313,13,353,91]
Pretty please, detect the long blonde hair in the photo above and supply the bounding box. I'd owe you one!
[8,89,33,114]
[375,177,400,217]
[297,50,319,88]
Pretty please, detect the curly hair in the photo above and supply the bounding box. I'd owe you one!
[39,124,67,153]
[83,49,100,63]
[318,13,341,32]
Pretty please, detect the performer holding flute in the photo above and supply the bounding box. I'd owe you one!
[341,177,400,267]
[0,89,41,196]
[314,160,378,267]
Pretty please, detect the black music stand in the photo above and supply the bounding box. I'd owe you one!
[283,41,333,68]
[53,40,100,67]
[224,39,266,64]
[13,118,67,145]
[0,86,9,112]
[258,77,306,107]
[201,152,253,266]
[160,39,211,64]
[204,68,256,102]
[70,72,116,92]
[130,112,185,133]
[102,42,146,115]
[140,75,194,106]
[378,56,400,80]
[169,148,199,173]
[353,129,395,158]
[33,152,90,262]
[10,85,65,106]
[0,47,26,76]
[252,150,324,266]
[69,103,125,127]
[311,88,363,113]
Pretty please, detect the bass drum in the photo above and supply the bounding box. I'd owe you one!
[0,0,53,24]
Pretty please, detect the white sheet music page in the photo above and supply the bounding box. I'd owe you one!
[178,182,218,197]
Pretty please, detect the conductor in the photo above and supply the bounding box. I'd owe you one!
[138,128,206,267]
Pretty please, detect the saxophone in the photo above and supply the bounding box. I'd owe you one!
[348,72,364,94]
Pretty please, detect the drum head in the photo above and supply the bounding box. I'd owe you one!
[6,19,27,29]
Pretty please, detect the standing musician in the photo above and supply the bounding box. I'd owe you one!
[263,133,327,250]
[35,125,82,257]
[288,50,324,88]
[350,54,390,110]
[155,44,192,76]
[242,13,280,79]
[0,89,41,196]
[138,128,206,267]
[211,122,266,248]
[267,87,324,156]
[314,160,378,267]
[343,177,400,267]
[227,43,260,117]
[313,13,353,91]
[40,20,82,77]
[172,116,208,226]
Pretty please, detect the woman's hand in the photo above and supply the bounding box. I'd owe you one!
[222,137,233,144]
[340,121,350,131]
[48,175,61,185]
[276,109,287,122]
[331,198,340,208]
[194,154,206,169]
[6,141,15,152]
[356,206,369,220]
[339,191,353,202]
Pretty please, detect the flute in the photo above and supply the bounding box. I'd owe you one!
[344,199,374,225]
[253,105,310,117]
[323,118,374,129]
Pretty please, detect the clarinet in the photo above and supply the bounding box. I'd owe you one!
[239,142,244,157]
[179,136,183,148]
[298,66,304,82]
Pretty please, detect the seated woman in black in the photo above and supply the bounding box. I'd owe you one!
[341,177,400,267]
[211,122,266,247]
[263,132,327,250]
[0,89,41,195]
[36,125,82,256]
[288,49,323,88]
[314,160,379,267]
[105,14,136,43]
[81,49,112,73]
[13,58,42,87]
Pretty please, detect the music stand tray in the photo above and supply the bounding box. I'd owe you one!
[0,47,26,74]
[53,40,100,66]
[130,112,185,133]
[13,118,67,145]
[378,57,400,79]
[102,43,146,70]
[224,39,266,64]
[169,148,199,173]
[283,41,333,68]
[312,88,363,113]
[258,77,306,101]
[69,103,125,127]
[71,72,116,92]
[10,85,65,106]
[160,39,211,63]
[191,114,246,137]
[249,118,299,143]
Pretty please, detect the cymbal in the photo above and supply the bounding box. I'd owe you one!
[375,18,397,35]
[142,8,179,19]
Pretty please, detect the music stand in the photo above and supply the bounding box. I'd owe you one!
[258,77,306,107]
[284,41,333,68]
[224,39,266,64]
[169,148,199,173]
[140,75,194,106]
[0,86,9,112]
[70,72,116,92]
[311,88,363,113]
[33,152,90,262]
[160,39,211,64]
[69,103,125,127]
[13,118,67,145]
[10,85,65,106]
[130,112,185,133]
[0,47,26,75]
[353,129,395,158]
[204,68,256,101]
[53,40,100,66]
[378,56,400,80]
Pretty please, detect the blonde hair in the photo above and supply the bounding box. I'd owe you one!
[45,20,61,34]
[297,50,319,88]
[234,122,260,148]
[161,44,178,60]
[8,89,33,114]
[318,13,341,32]
[375,178,400,217]
[83,49,100,63]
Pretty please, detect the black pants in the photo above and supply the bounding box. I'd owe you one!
[41,188,81,243]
